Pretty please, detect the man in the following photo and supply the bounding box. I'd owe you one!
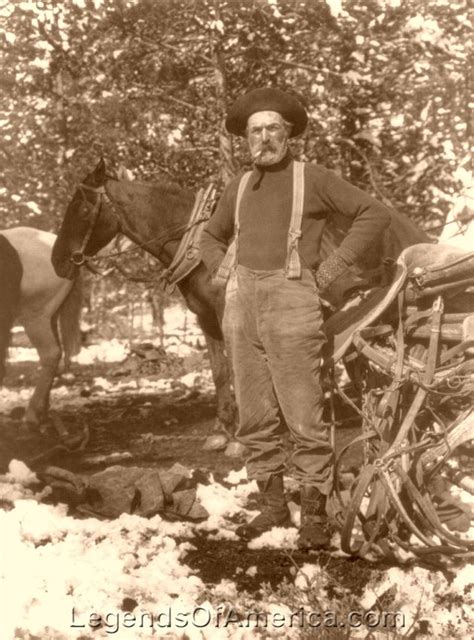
[200,88,391,549]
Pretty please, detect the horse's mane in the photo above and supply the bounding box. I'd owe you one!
[118,178,194,202]
[104,175,196,226]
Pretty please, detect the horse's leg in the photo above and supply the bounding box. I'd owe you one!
[180,269,237,438]
[199,324,236,437]
[22,314,62,427]
[0,302,16,385]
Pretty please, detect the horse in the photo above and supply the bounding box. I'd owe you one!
[51,158,431,436]
[0,227,82,427]
[52,160,236,435]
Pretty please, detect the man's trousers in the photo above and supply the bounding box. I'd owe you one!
[222,266,334,495]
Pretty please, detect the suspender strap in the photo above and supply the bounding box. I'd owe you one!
[284,161,305,279]
[214,171,252,285]
[215,161,305,284]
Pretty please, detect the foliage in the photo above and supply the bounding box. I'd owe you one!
[1,0,470,234]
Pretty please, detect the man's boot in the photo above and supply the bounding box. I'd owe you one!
[297,485,330,550]
[236,474,291,540]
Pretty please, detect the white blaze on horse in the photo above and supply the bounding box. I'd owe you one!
[0,227,82,427]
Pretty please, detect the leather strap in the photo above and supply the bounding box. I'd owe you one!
[161,183,217,290]
[285,161,305,279]
[214,171,251,285]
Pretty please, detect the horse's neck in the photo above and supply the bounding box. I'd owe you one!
[115,216,179,269]
[106,179,193,267]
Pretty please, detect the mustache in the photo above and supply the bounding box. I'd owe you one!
[252,145,277,160]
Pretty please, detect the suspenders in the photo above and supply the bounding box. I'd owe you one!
[215,161,305,285]
[215,171,252,285]
[285,161,305,279]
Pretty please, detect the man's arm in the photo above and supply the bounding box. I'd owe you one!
[314,168,392,306]
[319,168,392,264]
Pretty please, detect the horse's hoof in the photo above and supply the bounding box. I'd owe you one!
[21,408,50,436]
[202,434,228,451]
[224,441,247,458]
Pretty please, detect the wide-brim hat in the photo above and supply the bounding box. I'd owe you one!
[225,88,308,138]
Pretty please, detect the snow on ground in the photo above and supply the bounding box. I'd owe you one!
[358,565,474,639]
[2,311,474,639]
[9,338,129,365]
[0,367,216,416]
[1,303,214,415]
[1,460,473,639]
[8,303,202,365]
[0,463,294,640]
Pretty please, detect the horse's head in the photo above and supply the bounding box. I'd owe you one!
[52,158,121,279]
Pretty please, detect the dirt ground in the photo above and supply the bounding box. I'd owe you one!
[0,357,415,601]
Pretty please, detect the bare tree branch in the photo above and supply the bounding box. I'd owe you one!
[176,146,219,152]
[337,138,394,207]
[245,52,344,77]
[36,21,80,78]
[153,89,205,112]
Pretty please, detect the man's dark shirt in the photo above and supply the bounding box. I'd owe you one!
[201,154,392,275]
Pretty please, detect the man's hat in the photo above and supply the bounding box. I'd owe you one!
[225,88,308,138]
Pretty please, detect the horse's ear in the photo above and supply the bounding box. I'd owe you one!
[91,157,107,186]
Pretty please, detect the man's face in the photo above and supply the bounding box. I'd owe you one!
[246,111,290,166]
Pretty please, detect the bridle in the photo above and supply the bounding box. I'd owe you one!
[70,183,107,267]
[68,180,207,271]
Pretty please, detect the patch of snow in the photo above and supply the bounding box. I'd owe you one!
[0,367,215,417]
[224,468,248,485]
[0,386,32,413]
[6,346,39,362]
[213,579,238,600]
[5,459,38,485]
[0,488,212,640]
[247,526,299,550]
[359,565,473,637]
[9,303,203,365]
[180,372,205,388]
[74,339,129,364]
[0,461,472,639]
[7,340,129,365]
[294,563,329,594]
[197,482,249,520]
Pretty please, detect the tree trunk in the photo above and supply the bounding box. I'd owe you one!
[211,2,237,186]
